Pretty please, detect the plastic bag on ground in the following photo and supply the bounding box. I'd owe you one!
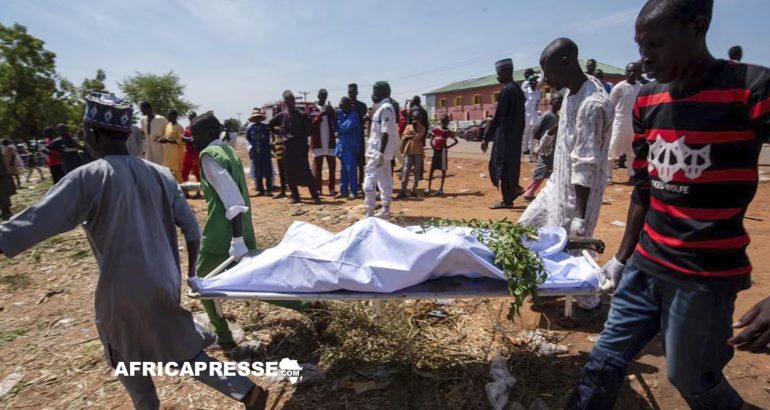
[485,354,516,410]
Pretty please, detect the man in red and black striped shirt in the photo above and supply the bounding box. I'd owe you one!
[568,1,770,409]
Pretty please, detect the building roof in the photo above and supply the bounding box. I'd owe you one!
[424,60,626,95]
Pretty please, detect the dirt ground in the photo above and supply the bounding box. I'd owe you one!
[1,150,769,409]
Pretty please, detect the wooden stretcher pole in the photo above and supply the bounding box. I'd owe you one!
[205,256,237,279]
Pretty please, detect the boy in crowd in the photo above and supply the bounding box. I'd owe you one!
[397,109,427,198]
[522,93,563,200]
[425,114,458,196]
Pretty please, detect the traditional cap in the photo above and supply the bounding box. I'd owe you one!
[248,108,266,122]
[373,81,391,95]
[190,111,222,134]
[348,83,358,91]
[83,92,133,133]
[495,58,513,71]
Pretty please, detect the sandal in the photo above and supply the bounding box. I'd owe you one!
[489,202,513,209]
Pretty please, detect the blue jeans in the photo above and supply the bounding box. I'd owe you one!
[339,152,358,196]
[567,257,744,409]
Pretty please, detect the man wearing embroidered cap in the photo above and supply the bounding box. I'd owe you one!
[481,58,526,209]
[0,93,270,409]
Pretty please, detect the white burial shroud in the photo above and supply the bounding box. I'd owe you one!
[196,218,601,296]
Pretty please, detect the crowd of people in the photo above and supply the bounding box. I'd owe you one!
[1,0,770,409]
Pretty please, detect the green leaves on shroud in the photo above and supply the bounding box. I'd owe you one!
[418,218,546,320]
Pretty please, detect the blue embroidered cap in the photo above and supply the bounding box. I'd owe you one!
[83,92,133,133]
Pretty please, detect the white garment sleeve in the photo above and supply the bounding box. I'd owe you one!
[571,101,607,187]
[380,106,394,135]
[200,155,249,220]
[609,85,622,108]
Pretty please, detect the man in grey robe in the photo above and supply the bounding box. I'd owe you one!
[0,93,268,410]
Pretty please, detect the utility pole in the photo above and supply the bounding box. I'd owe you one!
[298,91,310,103]
[236,112,243,124]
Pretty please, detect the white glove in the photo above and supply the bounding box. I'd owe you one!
[601,256,625,291]
[229,236,249,261]
[187,276,203,293]
[569,217,586,237]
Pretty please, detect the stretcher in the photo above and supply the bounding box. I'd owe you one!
[180,182,202,198]
[195,250,604,318]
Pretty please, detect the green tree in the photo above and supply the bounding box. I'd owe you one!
[118,71,197,117]
[223,118,241,133]
[79,68,107,100]
[43,77,83,132]
[0,23,60,141]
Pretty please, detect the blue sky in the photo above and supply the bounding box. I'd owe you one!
[2,0,768,122]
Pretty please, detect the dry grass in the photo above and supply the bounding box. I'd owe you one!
[0,179,613,409]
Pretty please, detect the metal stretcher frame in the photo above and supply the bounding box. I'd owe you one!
[197,251,603,318]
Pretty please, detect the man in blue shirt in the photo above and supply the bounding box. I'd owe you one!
[335,96,362,199]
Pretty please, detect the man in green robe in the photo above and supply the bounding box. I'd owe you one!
[190,112,309,350]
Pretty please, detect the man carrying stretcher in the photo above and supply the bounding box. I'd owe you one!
[188,112,320,350]
[0,94,269,409]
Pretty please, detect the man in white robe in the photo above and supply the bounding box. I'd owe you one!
[519,38,613,310]
[522,75,542,161]
[607,62,643,183]
[139,101,168,165]
[310,89,337,196]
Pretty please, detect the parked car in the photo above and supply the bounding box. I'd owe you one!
[461,119,491,141]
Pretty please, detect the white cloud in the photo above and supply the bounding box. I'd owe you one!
[565,8,639,34]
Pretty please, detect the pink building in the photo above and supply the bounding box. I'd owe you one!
[425,61,626,122]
